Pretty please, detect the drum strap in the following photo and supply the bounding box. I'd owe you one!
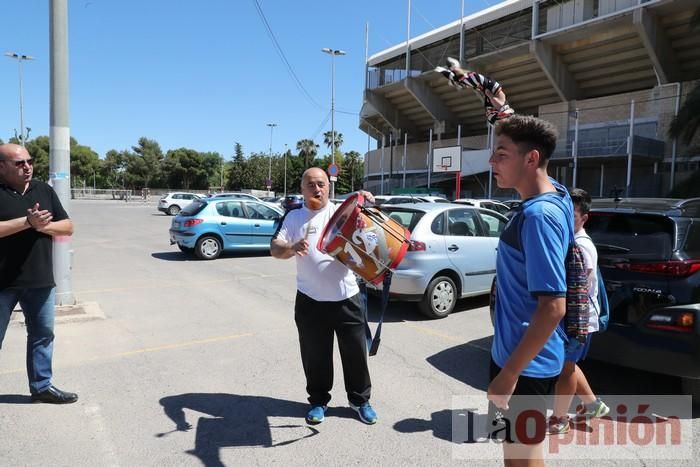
[359,271,393,356]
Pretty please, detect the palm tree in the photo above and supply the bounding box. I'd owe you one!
[668,7,700,145]
[323,131,343,153]
[296,139,318,168]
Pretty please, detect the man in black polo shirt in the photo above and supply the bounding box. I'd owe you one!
[0,143,77,404]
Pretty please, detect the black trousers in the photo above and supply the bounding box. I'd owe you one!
[294,291,372,407]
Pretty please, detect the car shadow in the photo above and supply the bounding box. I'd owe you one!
[151,250,272,262]
[151,252,194,262]
[426,336,493,392]
[157,393,341,466]
[365,294,489,323]
[398,336,698,445]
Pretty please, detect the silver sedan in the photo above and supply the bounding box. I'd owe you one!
[369,203,507,318]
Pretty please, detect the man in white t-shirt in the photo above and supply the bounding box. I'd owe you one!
[270,167,377,426]
[548,188,609,435]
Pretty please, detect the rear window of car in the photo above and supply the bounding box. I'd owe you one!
[586,212,675,260]
[380,208,425,233]
[180,200,207,216]
[681,223,700,257]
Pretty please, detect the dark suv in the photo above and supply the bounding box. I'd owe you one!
[282,194,304,211]
[585,198,700,400]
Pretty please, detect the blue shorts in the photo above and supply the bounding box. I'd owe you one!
[565,333,592,362]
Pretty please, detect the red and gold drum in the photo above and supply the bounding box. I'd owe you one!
[317,192,411,285]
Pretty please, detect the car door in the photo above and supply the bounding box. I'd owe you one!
[474,208,507,285]
[242,202,282,247]
[442,207,498,294]
[214,201,253,246]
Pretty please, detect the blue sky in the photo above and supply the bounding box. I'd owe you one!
[1,0,501,160]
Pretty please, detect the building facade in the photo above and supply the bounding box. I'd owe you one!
[359,0,700,199]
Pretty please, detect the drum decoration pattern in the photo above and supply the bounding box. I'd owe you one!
[318,193,411,285]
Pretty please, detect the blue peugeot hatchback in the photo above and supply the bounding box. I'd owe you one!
[169,197,284,259]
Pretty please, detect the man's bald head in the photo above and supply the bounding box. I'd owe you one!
[0,143,29,160]
[302,167,328,184]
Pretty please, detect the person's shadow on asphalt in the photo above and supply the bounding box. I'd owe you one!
[157,393,319,467]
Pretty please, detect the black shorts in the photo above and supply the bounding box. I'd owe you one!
[487,359,558,444]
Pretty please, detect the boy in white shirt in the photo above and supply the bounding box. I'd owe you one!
[548,188,610,434]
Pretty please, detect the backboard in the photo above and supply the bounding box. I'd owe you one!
[432,146,462,173]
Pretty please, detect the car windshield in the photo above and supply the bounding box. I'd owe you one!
[586,213,675,260]
[180,200,207,216]
[380,207,425,233]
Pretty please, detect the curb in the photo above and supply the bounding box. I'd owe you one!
[10,301,105,326]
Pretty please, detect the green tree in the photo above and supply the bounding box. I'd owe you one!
[227,142,250,190]
[70,138,101,189]
[162,148,209,189]
[342,150,363,192]
[25,136,50,182]
[296,138,319,169]
[323,131,343,153]
[131,137,164,188]
[200,151,225,189]
[103,149,131,189]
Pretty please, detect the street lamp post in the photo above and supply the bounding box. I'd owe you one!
[5,52,35,147]
[266,123,277,194]
[284,143,288,197]
[321,47,346,199]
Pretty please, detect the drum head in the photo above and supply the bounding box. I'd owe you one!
[318,192,363,253]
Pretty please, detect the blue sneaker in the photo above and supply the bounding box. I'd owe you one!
[350,402,377,425]
[306,405,327,424]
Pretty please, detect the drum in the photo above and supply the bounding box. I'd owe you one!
[317,192,411,285]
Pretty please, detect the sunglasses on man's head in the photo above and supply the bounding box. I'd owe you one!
[1,158,33,167]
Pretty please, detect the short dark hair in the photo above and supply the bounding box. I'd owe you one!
[570,187,592,216]
[495,115,558,166]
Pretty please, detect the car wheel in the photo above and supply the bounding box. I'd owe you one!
[167,205,181,216]
[419,275,457,319]
[177,244,194,255]
[681,377,700,407]
[195,236,222,260]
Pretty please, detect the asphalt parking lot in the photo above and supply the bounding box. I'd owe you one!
[0,199,698,466]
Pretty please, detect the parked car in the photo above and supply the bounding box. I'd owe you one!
[501,199,522,210]
[368,203,508,318]
[585,198,700,400]
[158,192,200,216]
[169,197,283,259]
[208,192,282,210]
[282,194,304,211]
[261,196,284,205]
[453,198,511,216]
[374,195,450,205]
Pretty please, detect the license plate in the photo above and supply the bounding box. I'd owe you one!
[173,222,180,228]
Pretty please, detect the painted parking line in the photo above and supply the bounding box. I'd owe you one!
[0,332,255,376]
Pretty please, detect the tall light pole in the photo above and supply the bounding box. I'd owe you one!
[284,143,288,197]
[266,123,277,194]
[321,47,346,199]
[5,52,35,147]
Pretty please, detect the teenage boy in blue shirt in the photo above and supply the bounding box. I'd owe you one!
[488,115,573,466]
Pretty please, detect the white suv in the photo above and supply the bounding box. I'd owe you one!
[158,192,200,215]
[453,198,510,216]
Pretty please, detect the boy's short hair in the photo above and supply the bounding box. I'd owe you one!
[570,187,592,216]
[495,115,558,166]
